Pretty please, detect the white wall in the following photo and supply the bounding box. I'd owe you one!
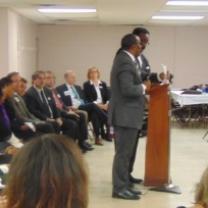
[38,25,129,86]
[0,8,9,77]
[38,24,208,88]
[0,8,37,80]
[8,10,18,72]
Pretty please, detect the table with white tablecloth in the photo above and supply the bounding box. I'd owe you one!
[171,90,208,106]
[171,90,208,126]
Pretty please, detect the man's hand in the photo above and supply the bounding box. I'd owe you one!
[67,106,78,112]
[56,118,63,126]
[20,125,30,131]
[4,146,19,156]
[143,80,151,92]
[67,111,80,118]
[46,118,56,122]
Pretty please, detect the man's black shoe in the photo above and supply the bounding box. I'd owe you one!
[128,188,142,195]
[112,189,140,200]
[80,143,94,151]
[129,175,143,184]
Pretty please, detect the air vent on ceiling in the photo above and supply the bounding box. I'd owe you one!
[38,4,59,7]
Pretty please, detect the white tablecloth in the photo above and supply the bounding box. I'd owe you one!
[171,90,208,106]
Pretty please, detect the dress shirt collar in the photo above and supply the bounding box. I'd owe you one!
[33,85,43,93]
[123,50,136,63]
[89,80,101,85]
[66,83,74,89]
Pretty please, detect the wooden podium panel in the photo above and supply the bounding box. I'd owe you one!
[144,84,170,186]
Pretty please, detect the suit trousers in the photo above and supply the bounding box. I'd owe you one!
[128,133,140,175]
[62,110,88,145]
[112,126,139,193]
[79,103,107,138]
[61,118,79,140]
[14,122,55,142]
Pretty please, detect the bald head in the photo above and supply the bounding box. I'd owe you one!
[64,70,76,85]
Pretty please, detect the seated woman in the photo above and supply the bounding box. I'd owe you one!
[0,77,17,192]
[0,77,13,151]
[83,67,112,141]
[2,134,88,208]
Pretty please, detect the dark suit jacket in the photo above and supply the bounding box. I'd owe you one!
[25,86,60,120]
[8,93,40,124]
[108,50,145,129]
[56,84,85,107]
[139,54,160,84]
[4,99,25,133]
[83,81,109,104]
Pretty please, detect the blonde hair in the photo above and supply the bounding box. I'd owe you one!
[195,167,208,207]
[87,67,100,80]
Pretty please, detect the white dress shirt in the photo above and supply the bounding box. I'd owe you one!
[90,80,103,104]
[66,84,82,108]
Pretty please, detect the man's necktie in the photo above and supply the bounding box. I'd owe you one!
[52,89,63,110]
[40,90,48,104]
[40,90,53,118]
[71,86,80,99]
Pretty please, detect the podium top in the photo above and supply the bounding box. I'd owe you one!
[149,84,169,94]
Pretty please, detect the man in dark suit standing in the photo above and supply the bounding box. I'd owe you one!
[109,34,151,200]
[132,27,168,84]
[127,27,172,185]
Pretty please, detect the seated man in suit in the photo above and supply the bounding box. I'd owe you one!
[56,70,107,145]
[44,71,93,151]
[24,71,83,149]
[5,72,55,141]
[18,77,27,96]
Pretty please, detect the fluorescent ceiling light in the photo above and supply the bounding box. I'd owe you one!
[167,1,208,6]
[38,8,96,13]
[152,15,204,20]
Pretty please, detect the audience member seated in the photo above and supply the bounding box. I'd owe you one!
[18,77,28,96]
[83,67,112,141]
[44,71,93,152]
[0,77,13,152]
[24,71,80,143]
[5,72,55,141]
[56,70,108,145]
[0,77,19,192]
[1,134,88,208]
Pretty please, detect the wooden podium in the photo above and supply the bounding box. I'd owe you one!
[144,84,180,193]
